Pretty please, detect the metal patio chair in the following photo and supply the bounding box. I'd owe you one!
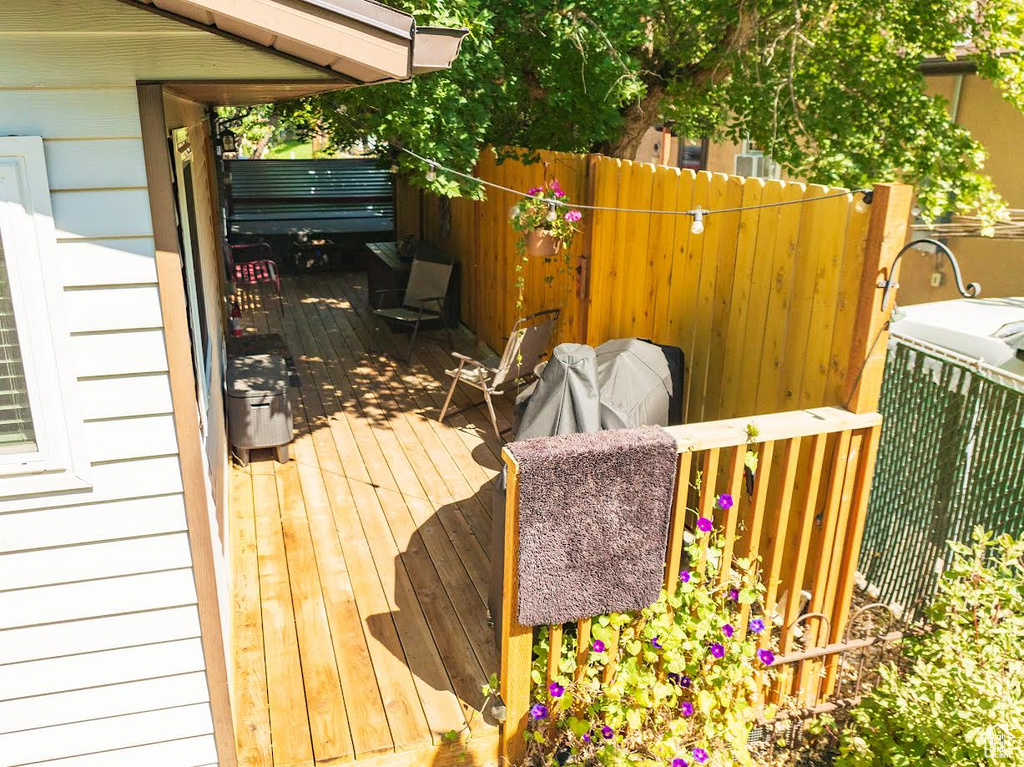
[438,308,560,442]
[228,240,281,295]
[371,257,454,362]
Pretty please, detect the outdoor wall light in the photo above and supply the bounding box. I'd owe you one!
[219,129,238,154]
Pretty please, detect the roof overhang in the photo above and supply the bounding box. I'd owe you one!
[120,0,467,102]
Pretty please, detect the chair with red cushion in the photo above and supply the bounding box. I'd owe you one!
[228,241,280,295]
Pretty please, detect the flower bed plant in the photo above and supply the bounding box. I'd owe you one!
[522,494,779,766]
[835,528,1024,767]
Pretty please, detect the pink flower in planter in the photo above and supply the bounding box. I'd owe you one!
[527,186,542,197]
[564,209,582,222]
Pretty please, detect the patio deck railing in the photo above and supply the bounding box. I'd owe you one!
[499,406,883,763]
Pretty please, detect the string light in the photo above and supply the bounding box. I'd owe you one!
[690,207,705,235]
[546,202,558,222]
[396,146,872,221]
[390,163,400,174]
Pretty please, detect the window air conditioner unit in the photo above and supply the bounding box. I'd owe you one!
[735,150,766,178]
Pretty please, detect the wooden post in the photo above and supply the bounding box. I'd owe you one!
[575,154,599,344]
[843,183,914,414]
[500,450,532,765]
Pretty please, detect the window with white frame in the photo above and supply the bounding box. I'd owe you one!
[0,137,90,496]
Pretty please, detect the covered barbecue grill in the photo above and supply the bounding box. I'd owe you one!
[516,338,683,439]
[491,338,685,640]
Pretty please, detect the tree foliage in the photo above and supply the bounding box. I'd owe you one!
[274,0,1024,221]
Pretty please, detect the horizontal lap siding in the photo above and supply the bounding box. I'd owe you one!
[0,1,301,762]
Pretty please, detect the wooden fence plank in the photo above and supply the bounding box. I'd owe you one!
[644,166,682,341]
[754,182,806,415]
[715,177,766,419]
[702,175,746,423]
[664,452,694,592]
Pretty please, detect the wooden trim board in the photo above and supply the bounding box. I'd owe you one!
[137,82,237,767]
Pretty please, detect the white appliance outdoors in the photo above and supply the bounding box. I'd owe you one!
[890,297,1024,378]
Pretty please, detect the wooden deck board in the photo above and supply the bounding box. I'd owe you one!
[231,273,501,767]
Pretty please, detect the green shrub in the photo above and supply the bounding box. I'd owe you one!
[522,494,780,767]
[837,529,1024,767]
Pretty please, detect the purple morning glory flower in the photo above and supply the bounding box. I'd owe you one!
[729,588,740,602]
[679,674,692,688]
[696,517,714,533]
[548,681,564,698]
[680,700,694,717]
[673,759,689,767]
[530,703,548,720]
[651,636,662,649]
[749,618,765,633]
[679,569,691,583]
[710,642,725,659]
[758,649,775,666]
[592,640,605,653]
[716,493,734,511]
[601,725,614,740]
[582,732,592,744]
[693,747,709,764]
[722,623,735,638]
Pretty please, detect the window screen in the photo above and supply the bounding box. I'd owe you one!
[0,235,35,452]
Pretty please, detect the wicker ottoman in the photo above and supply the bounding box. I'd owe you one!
[227,353,292,465]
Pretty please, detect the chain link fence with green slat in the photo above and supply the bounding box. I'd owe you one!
[859,335,1024,620]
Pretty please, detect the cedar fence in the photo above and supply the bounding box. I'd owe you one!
[396,150,911,423]
[397,151,913,763]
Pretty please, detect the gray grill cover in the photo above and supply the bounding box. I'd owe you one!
[515,343,601,441]
[516,339,673,440]
[594,338,673,429]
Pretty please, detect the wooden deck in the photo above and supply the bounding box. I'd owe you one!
[230,272,510,767]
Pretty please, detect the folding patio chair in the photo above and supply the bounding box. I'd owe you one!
[228,240,281,295]
[371,257,454,362]
[437,308,560,442]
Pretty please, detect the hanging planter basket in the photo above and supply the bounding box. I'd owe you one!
[525,228,562,258]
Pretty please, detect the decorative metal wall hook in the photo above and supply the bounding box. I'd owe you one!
[878,238,980,313]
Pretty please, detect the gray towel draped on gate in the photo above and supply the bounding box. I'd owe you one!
[504,426,679,627]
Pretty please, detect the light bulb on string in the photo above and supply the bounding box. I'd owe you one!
[546,202,558,222]
[425,162,437,182]
[389,163,399,174]
[690,207,705,235]
[854,189,873,214]
[911,204,922,218]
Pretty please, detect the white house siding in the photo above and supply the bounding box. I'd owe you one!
[0,1,332,764]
